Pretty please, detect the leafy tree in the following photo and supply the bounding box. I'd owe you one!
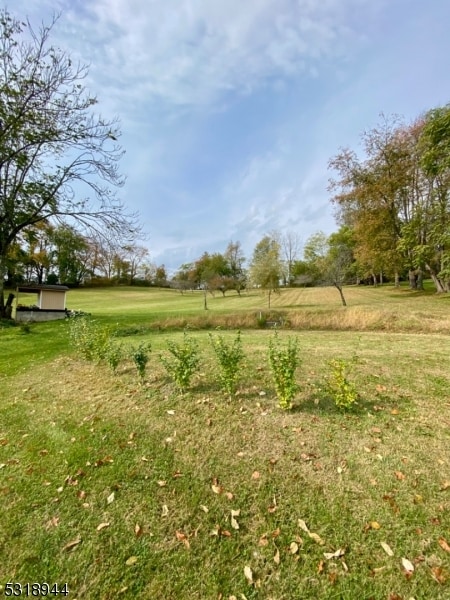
[50,224,92,285]
[249,235,282,308]
[303,229,354,306]
[0,10,138,315]
[224,240,247,294]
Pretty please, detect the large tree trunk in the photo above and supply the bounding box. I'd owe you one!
[5,293,15,319]
[408,269,417,289]
[416,269,424,290]
[0,253,7,318]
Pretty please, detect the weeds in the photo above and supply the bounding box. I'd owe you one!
[160,330,200,392]
[268,332,300,410]
[209,330,244,395]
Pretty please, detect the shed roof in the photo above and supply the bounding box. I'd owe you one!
[17,284,70,293]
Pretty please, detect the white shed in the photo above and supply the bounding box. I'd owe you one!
[15,284,70,322]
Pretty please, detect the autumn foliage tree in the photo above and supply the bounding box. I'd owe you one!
[328,106,450,292]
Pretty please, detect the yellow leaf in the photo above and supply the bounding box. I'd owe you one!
[134,523,143,537]
[161,504,169,517]
[380,542,394,556]
[438,537,450,553]
[309,532,325,545]
[298,519,310,533]
[273,548,280,565]
[125,556,138,566]
[106,491,115,504]
[212,484,223,494]
[96,522,110,531]
[290,542,299,554]
[199,505,209,513]
[370,521,381,530]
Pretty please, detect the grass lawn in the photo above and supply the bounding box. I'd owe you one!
[1,284,449,599]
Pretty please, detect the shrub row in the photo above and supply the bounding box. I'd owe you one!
[68,316,358,409]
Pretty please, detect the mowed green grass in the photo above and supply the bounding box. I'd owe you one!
[1,284,450,599]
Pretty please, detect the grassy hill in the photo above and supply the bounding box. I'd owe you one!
[1,284,449,598]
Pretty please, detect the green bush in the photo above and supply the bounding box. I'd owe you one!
[209,330,244,395]
[130,342,151,380]
[68,316,111,362]
[325,358,358,409]
[160,331,200,392]
[105,342,123,373]
[268,333,300,410]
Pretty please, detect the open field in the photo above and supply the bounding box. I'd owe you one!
[1,285,450,599]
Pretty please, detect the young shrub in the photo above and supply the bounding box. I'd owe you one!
[160,331,200,392]
[268,332,300,410]
[130,342,151,380]
[209,330,244,396]
[68,315,111,362]
[105,342,123,373]
[325,358,358,409]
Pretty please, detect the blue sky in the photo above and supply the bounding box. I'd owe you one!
[10,0,450,273]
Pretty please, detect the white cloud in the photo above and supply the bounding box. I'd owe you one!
[16,0,383,115]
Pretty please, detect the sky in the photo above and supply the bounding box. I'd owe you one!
[8,0,450,273]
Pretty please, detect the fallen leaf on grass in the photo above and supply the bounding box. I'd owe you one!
[438,537,450,553]
[175,530,190,548]
[157,480,166,487]
[45,516,60,529]
[106,491,115,504]
[298,519,309,533]
[251,471,260,480]
[96,522,110,531]
[401,557,414,577]
[63,538,81,552]
[199,505,209,513]
[440,480,450,490]
[258,534,268,547]
[125,556,138,566]
[297,518,324,545]
[289,542,299,554]
[244,566,253,585]
[273,548,280,565]
[309,532,325,545]
[134,524,143,537]
[430,566,447,584]
[230,509,240,530]
[161,504,169,517]
[324,548,345,560]
[211,477,223,494]
[381,542,394,556]
[394,471,406,481]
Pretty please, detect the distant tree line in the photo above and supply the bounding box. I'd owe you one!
[2,1,448,314]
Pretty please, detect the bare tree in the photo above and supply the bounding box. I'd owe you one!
[0,10,139,315]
